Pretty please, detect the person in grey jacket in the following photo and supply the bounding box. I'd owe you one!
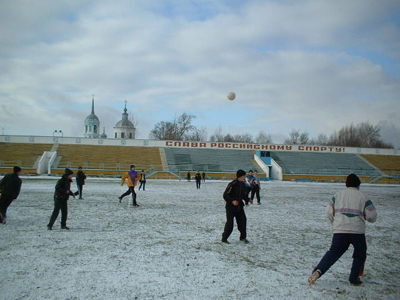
[308,174,377,286]
[47,168,75,230]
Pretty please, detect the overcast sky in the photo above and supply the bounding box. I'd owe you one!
[1,0,399,147]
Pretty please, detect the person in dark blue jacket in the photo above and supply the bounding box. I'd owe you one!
[0,166,22,224]
[221,169,253,244]
[47,168,75,230]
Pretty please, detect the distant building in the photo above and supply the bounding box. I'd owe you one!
[113,101,136,139]
[101,127,108,139]
[84,96,101,138]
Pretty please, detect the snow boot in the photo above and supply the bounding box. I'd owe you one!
[308,270,321,284]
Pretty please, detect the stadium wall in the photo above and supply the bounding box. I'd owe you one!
[1,135,398,156]
[1,135,399,183]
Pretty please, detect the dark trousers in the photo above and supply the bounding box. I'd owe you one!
[222,207,247,241]
[120,187,137,206]
[0,195,13,221]
[251,186,260,203]
[196,180,201,189]
[76,184,83,198]
[48,200,68,227]
[138,181,146,191]
[315,233,367,283]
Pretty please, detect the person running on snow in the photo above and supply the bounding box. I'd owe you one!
[47,168,75,230]
[119,165,140,206]
[308,173,377,286]
[0,166,23,224]
[251,170,261,205]
[74,166,86,199]
[221,169,253,244]
[244,170,256,202]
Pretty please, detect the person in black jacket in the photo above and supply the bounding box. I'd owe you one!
[74,166,86,199]
[0,166,23,224]
[221,169,253,244]
[195,171,202,189]
[138,170,146,191]
[47,168,75,230]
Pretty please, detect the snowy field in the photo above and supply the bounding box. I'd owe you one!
[1,177,399,300]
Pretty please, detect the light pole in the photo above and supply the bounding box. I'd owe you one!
[53,130,63,141]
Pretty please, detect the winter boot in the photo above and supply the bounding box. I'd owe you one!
[308,270,321,285]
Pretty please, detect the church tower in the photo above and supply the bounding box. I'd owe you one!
[84,95,101,138]
[113,101,136,139]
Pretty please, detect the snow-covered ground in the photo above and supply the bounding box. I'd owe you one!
[1,178,399,300]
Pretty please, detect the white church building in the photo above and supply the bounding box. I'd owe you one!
[84,98,135,139]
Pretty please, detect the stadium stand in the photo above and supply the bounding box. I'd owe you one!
[0,143,52,169]
[56,144,162,171]
[0,141,399,183]
[271,152,381,177]
[361,155,400,175]
[360,155,400,183]
[164,148,258,174]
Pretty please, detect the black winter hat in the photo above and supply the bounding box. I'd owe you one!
[64,168,74,176]
[13,166,22,173]
[236,169,246,178]
[346,173,361,187]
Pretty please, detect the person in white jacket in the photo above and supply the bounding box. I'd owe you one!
[308,174,377,285]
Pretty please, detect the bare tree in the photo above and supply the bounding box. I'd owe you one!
[309,133,328,145]
[299,131,309,145]
[184,127,208,141]
[255,131,273,144]
[210,126,224,142]
[209,128,254,143]
[149,113,197,140]
[328,122,392,148]
[284,129,300,145]
[233,133,253,143]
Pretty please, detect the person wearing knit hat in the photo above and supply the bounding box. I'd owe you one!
[118,165,140,206]
[47,168,75,230]
[308,173,377,286]
[221,169,253,244]
[346,173,361,188]
[0,166,23,224]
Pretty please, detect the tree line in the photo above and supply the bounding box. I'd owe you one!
[147,113,393,149]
